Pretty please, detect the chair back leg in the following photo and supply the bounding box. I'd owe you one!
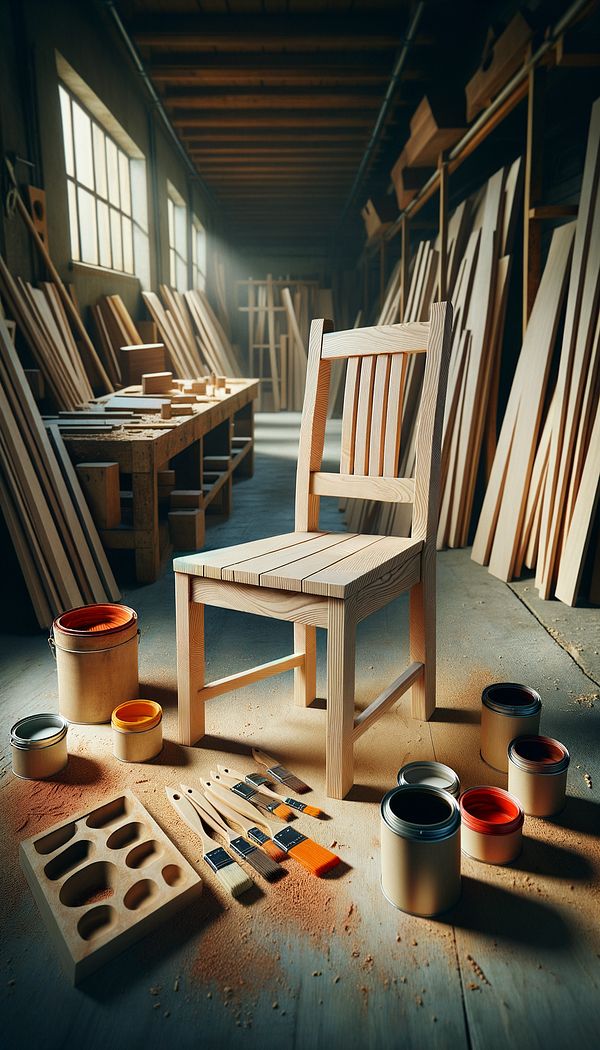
[326,599,356,799]
[293,623,317,706]
[175,572,206,744]
[409,552,436,720]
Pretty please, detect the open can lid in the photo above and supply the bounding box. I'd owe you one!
[10,713,68,750]
[112,699,162,733]
[381,785,461,841]
[460,786,524,836]
[482,682,542,718]
[397,760,460,798]
[509,735,570,774]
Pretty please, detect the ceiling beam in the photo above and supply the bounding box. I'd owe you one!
[163,93,387,111]
[131,14,416,51]
[173,112,376,128]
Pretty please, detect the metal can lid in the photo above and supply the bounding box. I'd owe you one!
[397,760,460,798]
[482,682,542,717]
[508,735,570,774]
[10,713,68,750]
[460,786,524,836]
[381,785,461,841]
[111,699,162,733]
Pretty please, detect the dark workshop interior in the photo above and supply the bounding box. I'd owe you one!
[0,1,599,1048]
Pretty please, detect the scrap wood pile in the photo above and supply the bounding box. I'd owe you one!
[90,294,142,387]
[0,316,119,628]
[344,157,521,543]
[143,285,241,380]
[472,98,600,606]
[0,258,105,410]
[236,276,330,412]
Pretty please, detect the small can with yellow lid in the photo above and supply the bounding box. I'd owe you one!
[111,700,163,763]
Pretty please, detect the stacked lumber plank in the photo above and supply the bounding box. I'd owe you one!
[473,98,600,606]
[0,259,94,410]
[343,160,521,546]
[184,287,242,378]
[91,295,142,386]
[236,276,321,411]
[143,288,203,377]
[0,316,119,627]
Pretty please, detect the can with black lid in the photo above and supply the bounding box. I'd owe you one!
[481,682,542,772]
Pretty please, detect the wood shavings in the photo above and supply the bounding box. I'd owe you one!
[584,772,593,789]
[467,955,491,985]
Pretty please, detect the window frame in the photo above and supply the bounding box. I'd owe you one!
[167,183,189,292]
[191,215,207,292]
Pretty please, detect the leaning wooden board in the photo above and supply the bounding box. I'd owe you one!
[19,790,202,985]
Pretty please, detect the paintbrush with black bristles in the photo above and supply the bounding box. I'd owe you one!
[181,783,283,881]
[252,748,311,794]
[239,769,322,817]
[216,764,294,820]
[199,778,288,874]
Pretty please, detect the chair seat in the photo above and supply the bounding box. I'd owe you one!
[174,531,423,599]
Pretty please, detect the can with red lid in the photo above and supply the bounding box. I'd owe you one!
[460,786,524,864]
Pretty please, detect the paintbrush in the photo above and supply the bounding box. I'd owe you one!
[165,786,253,898]
[207,775,287,860]
[237,769,322,817]
[271,826,341,877]
[181,783,283,881]
[252,748,311,794]
[216,764,294,820]
[198,779,289,872]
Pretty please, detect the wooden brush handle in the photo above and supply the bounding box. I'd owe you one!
[166,787,213,855]
[181,784,231,841]
[208,776,272,831]
[252,748,278,768]
[202,784,250,833]
[216,763,282,801]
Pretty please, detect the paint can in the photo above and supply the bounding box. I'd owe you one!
[481,683,542,772]
[111,700,163,763]
[10,713,68,780]
[460,786,524,864]
[397,760,460,798]
[50,604,139,724]
[380,785,461,916]
[508,735,570,816]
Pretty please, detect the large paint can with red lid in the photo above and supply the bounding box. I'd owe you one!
[50,604,139,724]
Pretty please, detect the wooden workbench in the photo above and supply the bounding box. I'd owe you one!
[63,379,258,582]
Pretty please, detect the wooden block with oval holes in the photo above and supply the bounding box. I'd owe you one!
[169,507,205,549]
[75,462,121,529]
[19,790,202,984]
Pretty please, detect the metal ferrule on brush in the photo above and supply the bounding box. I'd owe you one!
[232,781,283,815]
[273,826,307,852]
[248,827,269,845]
[245,772,270,788]
[230,836,256,859]
[266,764,289,784]
[285,798,309,813]
[204,846,235,872]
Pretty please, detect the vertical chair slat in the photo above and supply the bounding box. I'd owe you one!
[340,356,361,474]
[353,354,376,475]
[383,353,407,477]
[368,354,391,476]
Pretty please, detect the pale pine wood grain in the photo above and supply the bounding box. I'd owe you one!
[227,532,343,585]
[190,575,329,628]
[310,471,414,502]
[368,354,391,475]
[294,623,316,706]
[303,535,422,598]
[339,356,360,473]
[382,353,406,476]
[326,599,355,799]
[175,571,205,745]
[173,531,316,578]
[555,392,600,605]
[353,661,423,741]
[261,534,378,591]
[198,652,303,703]
[353,354,376,474]
[322,321,429,359]
[295,317,333,530]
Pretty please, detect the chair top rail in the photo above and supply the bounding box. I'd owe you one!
[321,321,430,360]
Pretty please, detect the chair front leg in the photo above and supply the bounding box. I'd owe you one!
[175,572,206,745]
[326,599,355,799]
[409,552,436,720]
[293,623,317,706]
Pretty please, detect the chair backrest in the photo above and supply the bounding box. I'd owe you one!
[294,301,453,545]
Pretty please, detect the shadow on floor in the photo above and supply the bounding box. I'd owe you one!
[512,835,594,880]
[547,795,600,835]
[431,706,481,725]
[442,875,573,949]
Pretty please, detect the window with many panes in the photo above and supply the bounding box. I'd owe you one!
[167,185,188,292]
[191,217,207,291]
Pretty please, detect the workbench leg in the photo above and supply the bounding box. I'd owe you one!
[175,573,205,745]
[234,401,254,478]
[326,600,355,799]
[409,559,436,721]
[294,624,316,707]
[132,470,160,583]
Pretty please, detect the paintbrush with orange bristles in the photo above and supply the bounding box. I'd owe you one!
[216,764,294,820]
[271,826,340,877]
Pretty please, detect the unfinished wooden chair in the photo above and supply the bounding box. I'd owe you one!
[174,303,453,798]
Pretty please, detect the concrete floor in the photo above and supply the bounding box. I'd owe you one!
[1,412,599,1050]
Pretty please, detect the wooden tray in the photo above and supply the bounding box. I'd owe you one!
[19,789,202,984]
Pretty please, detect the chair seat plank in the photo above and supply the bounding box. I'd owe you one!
[302,535,423,598]
[173,531,316,579]
[226,531,344,585]
[261,533,381,591]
